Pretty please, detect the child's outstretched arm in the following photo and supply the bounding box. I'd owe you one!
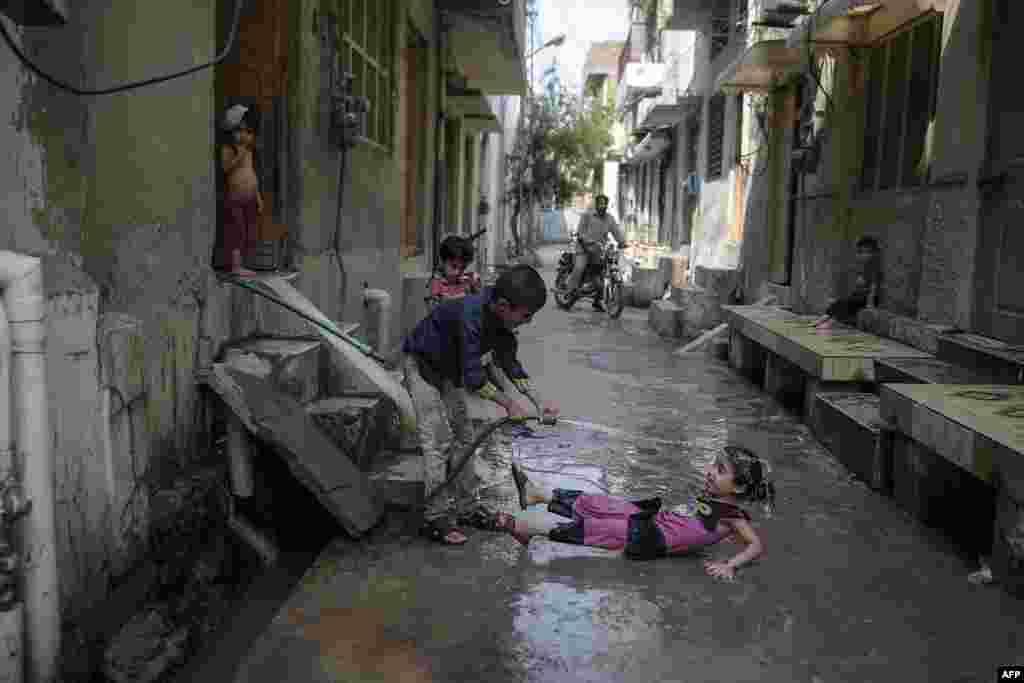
[704,519,764,581]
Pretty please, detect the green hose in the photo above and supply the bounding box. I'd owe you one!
[225,276,393,367]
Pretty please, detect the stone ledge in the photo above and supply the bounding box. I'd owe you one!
[816,393,889,491]
[856,307,957,355]
[693,266,741,299]
[648,300,683,339]
[758,282,792,309]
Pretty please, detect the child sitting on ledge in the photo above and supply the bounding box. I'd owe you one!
[815,236,882,330]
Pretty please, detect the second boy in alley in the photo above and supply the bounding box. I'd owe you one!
[401,265,560,545]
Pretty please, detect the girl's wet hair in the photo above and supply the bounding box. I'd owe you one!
[722,446,776,511]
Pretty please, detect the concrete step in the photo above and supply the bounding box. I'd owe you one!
[693,266,740,299]
[888,427,995,558]
[307,394,393,471]
[206,363,382,537]
[992,455,1024,597]
[671,286,727,338]
[224,336,323,405]
[816,393,890,492]
[629,267,667,308]
[368,449,424,510]
[935,332,1024,384]
[874,357,998,385]
[648,300,684,338]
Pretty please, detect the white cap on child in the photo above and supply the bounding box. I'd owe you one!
[221,104,249,131]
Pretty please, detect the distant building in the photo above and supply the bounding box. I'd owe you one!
[581,41,626,214]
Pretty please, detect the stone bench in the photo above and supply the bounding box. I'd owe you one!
[722,305,932,432]
[879,384,1024,565]
[814,358,1000,494]
[816,393,890,492]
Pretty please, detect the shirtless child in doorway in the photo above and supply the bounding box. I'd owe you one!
[218,104,264,276]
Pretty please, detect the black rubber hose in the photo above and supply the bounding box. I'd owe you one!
[423,415,549,506]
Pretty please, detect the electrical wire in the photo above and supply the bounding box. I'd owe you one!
[0,0,243,96]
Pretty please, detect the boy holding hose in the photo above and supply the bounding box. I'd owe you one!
[401,265,560,545]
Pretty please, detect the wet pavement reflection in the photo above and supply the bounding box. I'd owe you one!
[233,256,1024,683]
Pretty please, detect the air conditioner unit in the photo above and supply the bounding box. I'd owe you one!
[683,173,701,195]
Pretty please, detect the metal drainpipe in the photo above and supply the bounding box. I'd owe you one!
[0,251,57,682]
[0,301,22,683]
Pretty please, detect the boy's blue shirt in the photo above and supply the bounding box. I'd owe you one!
[402,287,529,391]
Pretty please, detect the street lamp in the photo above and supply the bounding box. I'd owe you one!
[526,33,565,59]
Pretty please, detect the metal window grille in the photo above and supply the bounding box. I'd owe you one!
[733,0,748,42]
[339,0,395,149]
[686,116,700,174]
[710,2,731,62]
[860,12,941,191]
[707,93,726,179]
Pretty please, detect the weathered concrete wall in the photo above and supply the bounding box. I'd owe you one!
[917,0,990,329]
[3,0,218,618]
[283,0,403,340]
[740,0,992,327]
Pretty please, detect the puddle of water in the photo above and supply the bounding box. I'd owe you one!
[508,582,666,681]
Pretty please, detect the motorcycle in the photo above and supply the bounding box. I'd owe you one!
[553,237,626,319]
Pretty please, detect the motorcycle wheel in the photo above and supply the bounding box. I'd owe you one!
[554,272,577,311]
[604,279,625,319]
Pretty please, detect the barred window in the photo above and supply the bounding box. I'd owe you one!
[733,0,748,42]
[339,0,396,149]
[860,12,941,191]
[707,93,726,179]
[710,2,730,62]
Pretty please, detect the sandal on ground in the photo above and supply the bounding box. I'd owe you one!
[494,512,530,546]
[458,504,500,531]
[511,462,532,511]
[420,520,467,545]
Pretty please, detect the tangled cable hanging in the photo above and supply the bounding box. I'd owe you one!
[0,0,243,96]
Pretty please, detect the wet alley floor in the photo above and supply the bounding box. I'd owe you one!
[231,251,1024,683]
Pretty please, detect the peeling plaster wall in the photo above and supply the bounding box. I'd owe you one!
[2,0,219,619]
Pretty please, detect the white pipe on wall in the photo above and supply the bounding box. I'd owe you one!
[0,302,11,479]
[0,301,23,683]
[0,252,57,683]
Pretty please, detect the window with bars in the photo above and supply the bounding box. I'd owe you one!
[733,0,748,42]
[860,12,941,191]
[707,93,726,179]
[686,116,699,175]
[710,2,731,61]
[338,0,396,149]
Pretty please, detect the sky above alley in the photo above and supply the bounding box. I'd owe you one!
[531,0,630,96]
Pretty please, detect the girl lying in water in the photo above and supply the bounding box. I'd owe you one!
[496,446,776,581]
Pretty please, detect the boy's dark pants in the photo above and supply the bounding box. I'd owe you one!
[826,293,868,325]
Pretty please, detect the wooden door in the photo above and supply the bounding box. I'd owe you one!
[399,36,426,258]
[217,0,288,239]
[976,0,1024,343]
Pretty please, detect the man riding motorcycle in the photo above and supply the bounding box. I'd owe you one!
[567,194,629,311]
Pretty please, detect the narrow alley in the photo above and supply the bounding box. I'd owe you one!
[219,249,1023,683]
